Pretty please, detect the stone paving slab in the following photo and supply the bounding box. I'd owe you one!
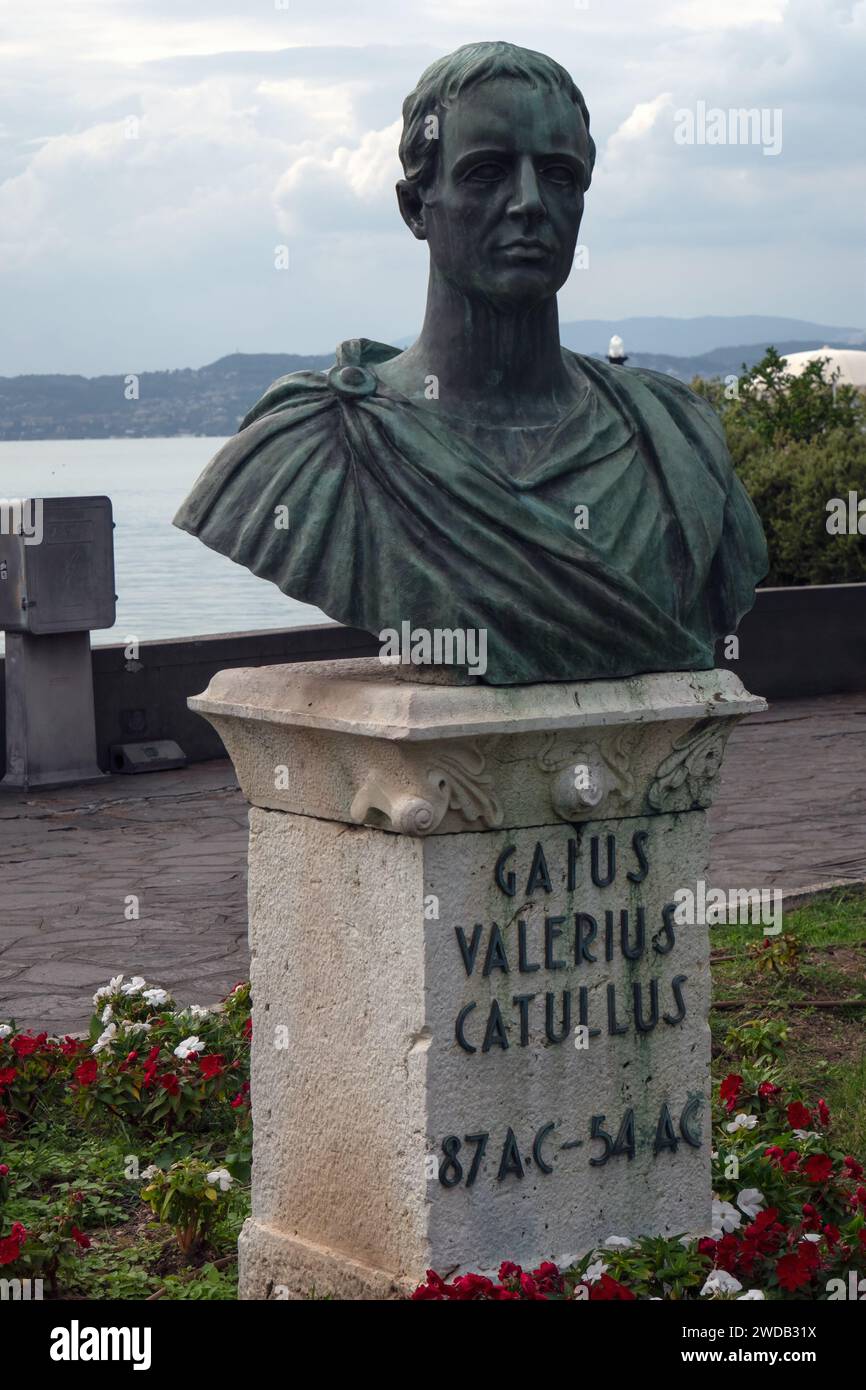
[0,692,864,1033]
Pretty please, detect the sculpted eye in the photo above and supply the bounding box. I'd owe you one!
[464,162,507,183]
[542,164,577,187]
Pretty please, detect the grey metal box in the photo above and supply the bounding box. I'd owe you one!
[0,495,116,634]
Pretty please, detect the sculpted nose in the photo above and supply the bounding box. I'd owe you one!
[507,157,544,220]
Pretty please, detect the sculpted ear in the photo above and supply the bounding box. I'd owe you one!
[396,179,427,241]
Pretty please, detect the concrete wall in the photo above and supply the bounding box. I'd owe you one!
[0,623,379,778]
[714,582,866,699]
[0,583,863,778]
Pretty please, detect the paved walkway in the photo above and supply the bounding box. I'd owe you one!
[1,692,864,1033]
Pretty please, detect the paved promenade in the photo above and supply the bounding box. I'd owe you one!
[1,692,864,1033]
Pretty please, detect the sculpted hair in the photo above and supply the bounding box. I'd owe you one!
[399,40,597,193]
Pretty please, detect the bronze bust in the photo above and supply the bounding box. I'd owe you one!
[174,41,767,685]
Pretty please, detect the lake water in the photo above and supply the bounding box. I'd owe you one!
[0,437,327,652]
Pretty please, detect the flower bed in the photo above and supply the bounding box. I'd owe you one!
[0,976,251,1297]
[412,1070,866,1300]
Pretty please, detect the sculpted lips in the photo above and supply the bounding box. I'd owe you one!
[496,238,553,261]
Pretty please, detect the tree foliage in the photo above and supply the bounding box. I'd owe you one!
[692,349,866,586]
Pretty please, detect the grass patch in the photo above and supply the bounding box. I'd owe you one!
[711,887,866,1152]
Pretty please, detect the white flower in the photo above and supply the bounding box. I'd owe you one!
[121,976,146,996]
[101,1004,113,1025]
[140,1165,160,1181]
[737,1289,766,1300]
[93,974,123,1006]
[206,1167,233,1192]
[584,1260,608,1284]
[701,1269,742,1296]
[91,1023,117,1054]
[0,1024,12,1039]
[174,1035,203,1060]
[793,1129,821,1142]
[122,1020,151,1035]
[711,1199,742,1237]
[187,1005,210,1019]
[802,1233,822,1243]
[736,1188,765,1220]
[725,1113,758,1133]
[603,1236,633,1248]
[142,988,169,1007]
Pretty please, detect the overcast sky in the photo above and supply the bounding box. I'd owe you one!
[1,0,864,375]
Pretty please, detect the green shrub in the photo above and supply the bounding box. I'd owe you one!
[692,349,866,587]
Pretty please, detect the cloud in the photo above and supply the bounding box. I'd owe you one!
[604,93,675,157]
[0,0,863,374]
[274,121,403,234]
[665,0,787,28]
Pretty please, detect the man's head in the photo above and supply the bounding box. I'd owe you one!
[397,42,596,310]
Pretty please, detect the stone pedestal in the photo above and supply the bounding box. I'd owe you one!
[189,659,765,1300]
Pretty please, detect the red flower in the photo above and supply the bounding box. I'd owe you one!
[715,1234,739,1272]
[70,1226,91,1250]
[590,1273,635,1301]
[0,1225,26,1266]
[242,1016,252,1041]
[776,1252,812,1292]
[519,1272,547,1300]
[823,1224,841,1247]
[0,1164,8,1176]
[801,1202,821,1231]
[11,1033,47,1057]
[498,1261,522,1282]
[758,1081,781,1098]
[60,1036,84,1056]
[750,1207,780,1232]
[230,1080,250,1109]
[158,1073,180,1096]
[73,1058,98,1087]
[720,1074,743,1113]
[802,1154,833,1184]
[0,1067,17,1088]
[199,1054,225,1079]
[697,1237,716,1258]
[843,1156,864,1179]
[451,1272,494,1299]
[411,1270,454,1301]
[764,1145,799,1171]
[817,1099,831,1127]
[787,1101,813,1130]
[532,1261,563,1295]
[146,1045,160,1063]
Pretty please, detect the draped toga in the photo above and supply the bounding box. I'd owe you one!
[173,338,767,685]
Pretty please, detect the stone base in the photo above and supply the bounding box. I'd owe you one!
[190,660,766,1299]
[238,1219,414,1301]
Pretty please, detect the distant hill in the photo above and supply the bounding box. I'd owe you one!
[601,340,863,383]
[559,315,866,357]
[1,318,864,440]
[0,353,333,441]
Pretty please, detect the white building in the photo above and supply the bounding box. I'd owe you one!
[780,346,866,388]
